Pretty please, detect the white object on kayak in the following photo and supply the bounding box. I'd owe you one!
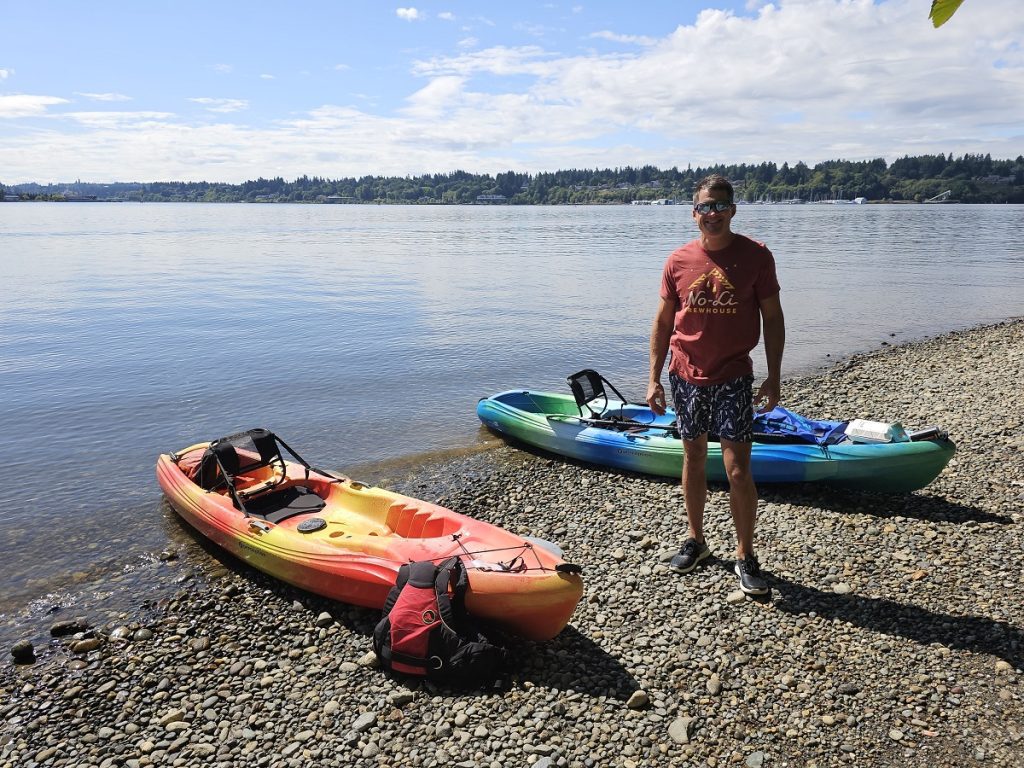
[844,419,909,444]
[524,536,565,558]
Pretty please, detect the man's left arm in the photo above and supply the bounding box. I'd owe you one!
[756,293,785,413]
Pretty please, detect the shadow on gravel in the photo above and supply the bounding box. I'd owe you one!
[770,576,1024,668]
[758,485,1013,525]
[504,625,641,700]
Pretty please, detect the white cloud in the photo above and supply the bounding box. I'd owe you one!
[589,30,657,46]
[402,76,467,119]
[457,37,478,50]
[75,92,132,102]
[396,7,421,21]
[412,45,555,78]
[2,0,1022,183]
[406,0,1024,169]
[515,22,556,39]
[212,64,233,74]
[0,94,69,118]
[438,12,455,21]
[0,68,13,80]
[260,74,275,80]
[188,97,249,113]
[66,111,176,128]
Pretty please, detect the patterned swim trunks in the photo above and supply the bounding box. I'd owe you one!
[668,373,755,442]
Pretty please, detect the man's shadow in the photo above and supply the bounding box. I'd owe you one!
[756,484,1013,525]
[731,562,1024,668]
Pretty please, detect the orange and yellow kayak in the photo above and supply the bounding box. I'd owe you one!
[156,431,582,641]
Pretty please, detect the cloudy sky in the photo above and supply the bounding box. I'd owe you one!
[1,0,1021,184]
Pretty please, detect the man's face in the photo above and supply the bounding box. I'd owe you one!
[692,189,735,241]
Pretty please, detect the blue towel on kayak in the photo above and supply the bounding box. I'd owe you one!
[753,407,848,446]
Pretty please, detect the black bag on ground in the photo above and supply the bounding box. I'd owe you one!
[372,557,510,685]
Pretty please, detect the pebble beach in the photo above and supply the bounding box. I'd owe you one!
[2,318,1022,768]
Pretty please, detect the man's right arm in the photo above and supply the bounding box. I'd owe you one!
[647,296,676,415]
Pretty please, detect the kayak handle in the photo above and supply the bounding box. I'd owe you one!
[908,427,946,441]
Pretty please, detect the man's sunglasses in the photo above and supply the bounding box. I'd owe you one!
[693,201,733,214]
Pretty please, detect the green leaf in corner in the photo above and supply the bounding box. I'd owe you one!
[930,0,965,27]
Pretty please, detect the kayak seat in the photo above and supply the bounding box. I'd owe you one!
[567,369,610,418]
[387,502,459,538]
[567,369,634,420]
[243,485,326,524]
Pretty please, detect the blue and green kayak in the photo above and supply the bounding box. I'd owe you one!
[477,377,955,493]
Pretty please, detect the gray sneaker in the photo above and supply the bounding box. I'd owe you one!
[734,554,769,595]
[669,538,711,574]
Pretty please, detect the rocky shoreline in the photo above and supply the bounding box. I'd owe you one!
[3,319,1023,768]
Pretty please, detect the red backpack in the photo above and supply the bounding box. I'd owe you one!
[373,557,510,685]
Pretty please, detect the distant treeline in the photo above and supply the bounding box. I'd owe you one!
[4,153,1023,205]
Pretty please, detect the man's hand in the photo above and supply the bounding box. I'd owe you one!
[754,377,780,414]
[647,381,667,416]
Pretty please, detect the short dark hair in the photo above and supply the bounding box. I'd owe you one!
[692,174,734,205]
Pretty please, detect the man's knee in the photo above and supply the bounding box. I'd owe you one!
[725,462,752,486]
[683,441,708,461]
[720,441,752,484]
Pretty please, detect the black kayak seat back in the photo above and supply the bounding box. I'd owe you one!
[568,369,604,410]
[196,429,278,491]
[219,428,283,476]
[195,428,285,489]
[567,369,631,419]
[212,440,240,475]
[196,445,233,491]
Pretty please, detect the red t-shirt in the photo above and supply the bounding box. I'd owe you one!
[659,234,780,385]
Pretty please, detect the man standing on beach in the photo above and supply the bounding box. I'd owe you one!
[646,174,785,596]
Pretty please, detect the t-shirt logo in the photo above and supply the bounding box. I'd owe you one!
[683,268,739,315]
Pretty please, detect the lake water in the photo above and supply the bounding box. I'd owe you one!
[2,202,1023,618]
